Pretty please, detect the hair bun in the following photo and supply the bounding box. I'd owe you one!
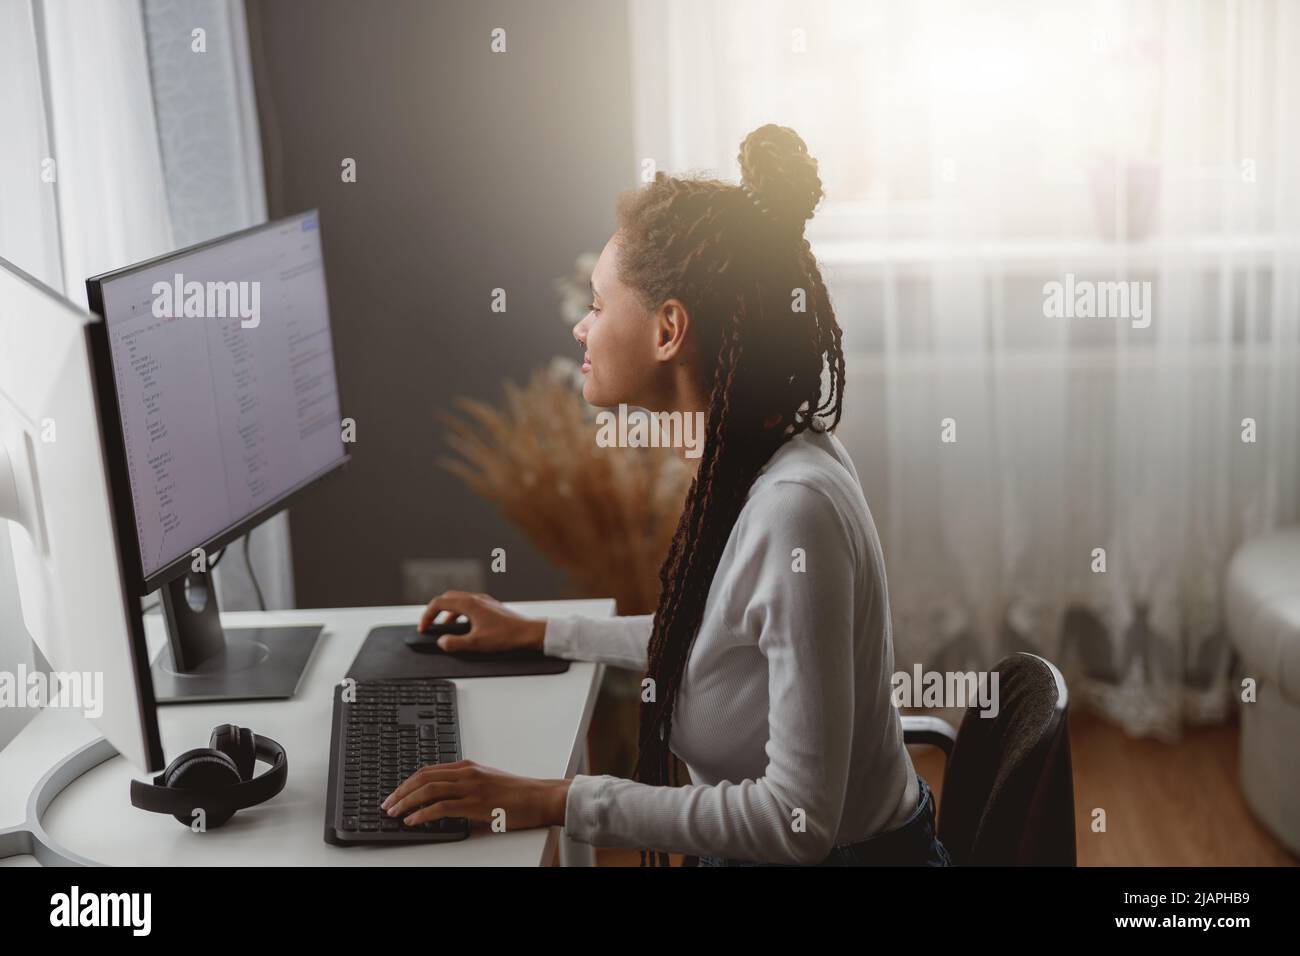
[738,124,823,230]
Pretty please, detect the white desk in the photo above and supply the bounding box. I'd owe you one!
[0,599,611,866]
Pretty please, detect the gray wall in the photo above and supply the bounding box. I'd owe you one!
[244,0,635,607]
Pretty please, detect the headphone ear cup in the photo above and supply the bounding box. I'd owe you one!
[162,748,242,827]
[210,724,257,781]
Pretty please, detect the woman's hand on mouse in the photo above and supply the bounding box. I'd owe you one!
[381,760,571,831]
[418,590,546,653]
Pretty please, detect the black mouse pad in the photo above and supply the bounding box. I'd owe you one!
[347,625,570,680]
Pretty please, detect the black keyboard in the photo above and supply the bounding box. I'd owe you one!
[324,677,470,845]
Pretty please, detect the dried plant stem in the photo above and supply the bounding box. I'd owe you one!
[439,371,690,615]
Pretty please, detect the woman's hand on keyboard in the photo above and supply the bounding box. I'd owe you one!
[418,591,546,653]
[382,760,572,831]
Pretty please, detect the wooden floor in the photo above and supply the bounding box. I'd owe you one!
[594,708,1298,867]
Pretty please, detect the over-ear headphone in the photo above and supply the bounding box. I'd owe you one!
[129,724,287,828]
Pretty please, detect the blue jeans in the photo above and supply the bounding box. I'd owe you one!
[696,776,952,867]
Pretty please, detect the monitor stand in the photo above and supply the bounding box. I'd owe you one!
[152,568,322,703]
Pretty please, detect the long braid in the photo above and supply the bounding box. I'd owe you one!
[614,126,845,866]
[799,237,846,427]
[635,312,741,766]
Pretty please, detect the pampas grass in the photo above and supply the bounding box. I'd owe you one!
[439,368,690,616]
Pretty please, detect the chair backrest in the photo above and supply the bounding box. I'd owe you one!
[936,652,1076,865]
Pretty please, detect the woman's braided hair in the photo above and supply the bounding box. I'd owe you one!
[614,125,846,866]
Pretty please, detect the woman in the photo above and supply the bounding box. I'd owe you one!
[383,125,950,867]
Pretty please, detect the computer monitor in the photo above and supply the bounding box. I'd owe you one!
[86,210,349,703]
[0,256,163,772]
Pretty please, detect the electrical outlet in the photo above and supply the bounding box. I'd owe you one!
[400,559,485,605]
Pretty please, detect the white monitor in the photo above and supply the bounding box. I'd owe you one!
[0,256,163,772]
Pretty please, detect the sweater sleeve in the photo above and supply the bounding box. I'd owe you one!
[561,481,858,864]
[543,613,653,670]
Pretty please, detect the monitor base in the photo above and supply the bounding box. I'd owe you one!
[151,625,323,703]
[0,736,116,866]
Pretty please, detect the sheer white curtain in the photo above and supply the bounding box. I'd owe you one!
[629,0,1300,738]
[0,0,291,749]
[136,0,291,614]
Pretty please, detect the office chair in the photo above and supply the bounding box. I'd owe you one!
[901,652,1077,865]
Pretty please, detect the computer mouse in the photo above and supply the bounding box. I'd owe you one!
[405,617,472,653]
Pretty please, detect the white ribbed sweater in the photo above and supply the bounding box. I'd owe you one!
[544,429,919,864]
